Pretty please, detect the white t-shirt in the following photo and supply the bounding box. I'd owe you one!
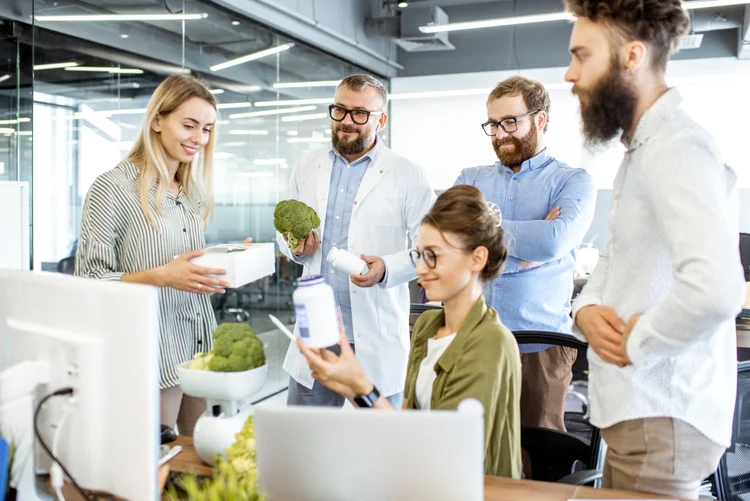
[415,333,457,410]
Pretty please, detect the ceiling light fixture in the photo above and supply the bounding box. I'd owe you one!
[229,105,316,119]
[398,2,409,7]
[0,75,11,83]
[0,118,30,125]
[419,1,750,33]
[287,137,330,144]
[210,89,225,95]
[34,62,79,70]
[65,66,143,74]
[210,43,294,72]
[227,130,269,135]
[254,97,333,107]
[232,20,241,26]
[272,80,341,89]
[36,13,208,22]
[390,88,490,100]
[217,102,252,109]
[280,112,328,122]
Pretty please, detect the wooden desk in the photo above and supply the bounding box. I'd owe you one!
[168,436,682,501]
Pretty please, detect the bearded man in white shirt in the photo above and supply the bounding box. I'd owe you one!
[564,0,745,498]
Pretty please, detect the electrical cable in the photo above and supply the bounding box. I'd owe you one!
[34,388,90,500]
[33,388,116,501]
[50,396,74,501]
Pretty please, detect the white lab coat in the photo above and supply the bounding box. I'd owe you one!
[277,143,436,397]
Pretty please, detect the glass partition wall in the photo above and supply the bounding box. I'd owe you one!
[0,0,388,400]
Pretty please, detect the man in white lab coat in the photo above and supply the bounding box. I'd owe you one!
[277,74,436,408]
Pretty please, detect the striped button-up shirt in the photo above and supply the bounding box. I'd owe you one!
[75,161,216,388]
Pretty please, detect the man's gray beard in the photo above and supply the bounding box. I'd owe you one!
[331,129,375,156]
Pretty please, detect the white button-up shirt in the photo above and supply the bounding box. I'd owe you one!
[573,88,745,447]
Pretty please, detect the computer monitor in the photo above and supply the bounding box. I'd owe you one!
[254,406,484,501]
[0,269,160,501]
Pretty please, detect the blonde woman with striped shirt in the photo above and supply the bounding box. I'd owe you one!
[75,74,247,436]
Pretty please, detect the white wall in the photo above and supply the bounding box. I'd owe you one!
[390,57,750,191]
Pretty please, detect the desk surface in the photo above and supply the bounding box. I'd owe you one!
[165,436,681,501]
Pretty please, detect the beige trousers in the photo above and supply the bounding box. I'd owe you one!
[160,385,207,437]
[601,417,726,500]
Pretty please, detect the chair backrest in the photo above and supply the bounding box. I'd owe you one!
[521,425,593,482]
[513,331,602,481]
[712,361,750,500]
[57,256,75,275]
[740,233,750,281]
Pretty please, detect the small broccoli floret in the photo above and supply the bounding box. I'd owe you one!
[208,355,230,372]
[207,323,266,373]
[273,200,320,250]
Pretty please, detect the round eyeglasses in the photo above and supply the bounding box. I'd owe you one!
[409,247,465,269]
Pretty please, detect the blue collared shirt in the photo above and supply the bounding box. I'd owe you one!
[320,141,380,343]
[455,150,596,353]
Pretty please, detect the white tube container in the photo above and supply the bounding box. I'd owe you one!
[327,247,368,276]
[293,275,339,348]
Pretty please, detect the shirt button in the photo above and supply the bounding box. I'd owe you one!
[353,290,357,294]
[511,177,517,181]
[330,269,335,274]
[335,216,340,220]
[322,198,326,202]
[357,333,362,338]
[183,228,187,232]
[176,200,181,205]
[333,242,337,247]
[340,189,344,193]
[508,197,513,201]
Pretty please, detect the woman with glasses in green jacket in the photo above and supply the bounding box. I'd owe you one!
[297,184,522,478]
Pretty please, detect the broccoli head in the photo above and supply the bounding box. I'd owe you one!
[207,323,266,372]
[273,200,320,250]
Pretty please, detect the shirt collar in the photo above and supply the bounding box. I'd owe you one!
[497,148,551,174]
[329,135,380,167]
[412,296,489,374]
[622,88,682,151]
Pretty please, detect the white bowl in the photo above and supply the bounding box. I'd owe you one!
[177,362,267,401]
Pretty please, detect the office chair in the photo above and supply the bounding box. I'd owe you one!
[57,256,75,275]
[710,361,750,500]
[514,331,603,486]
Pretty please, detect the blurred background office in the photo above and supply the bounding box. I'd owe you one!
[1,0,749,402]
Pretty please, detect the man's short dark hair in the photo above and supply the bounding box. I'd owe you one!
[563,0,690,71]
[487,76,551,133]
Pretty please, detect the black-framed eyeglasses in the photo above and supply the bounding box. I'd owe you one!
[328,104,384,125]
[481,109,541,136]
[409,247,464,269]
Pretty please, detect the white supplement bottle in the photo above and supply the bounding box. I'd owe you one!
[326,247,368,276]
[292,275,339,348]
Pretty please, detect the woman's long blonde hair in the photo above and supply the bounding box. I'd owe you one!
[126,74,217,227]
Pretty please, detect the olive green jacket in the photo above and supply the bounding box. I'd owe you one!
[403,296,522,479]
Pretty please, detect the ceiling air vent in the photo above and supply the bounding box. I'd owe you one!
[395,6,455,52]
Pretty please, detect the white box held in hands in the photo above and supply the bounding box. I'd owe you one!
[190,243,275,289]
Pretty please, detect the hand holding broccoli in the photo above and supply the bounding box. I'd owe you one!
[273,200,321,256]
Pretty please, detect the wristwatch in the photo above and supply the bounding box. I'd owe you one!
[354,386,380,408]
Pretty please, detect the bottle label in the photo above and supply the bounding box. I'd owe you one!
[295,303,310,339]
